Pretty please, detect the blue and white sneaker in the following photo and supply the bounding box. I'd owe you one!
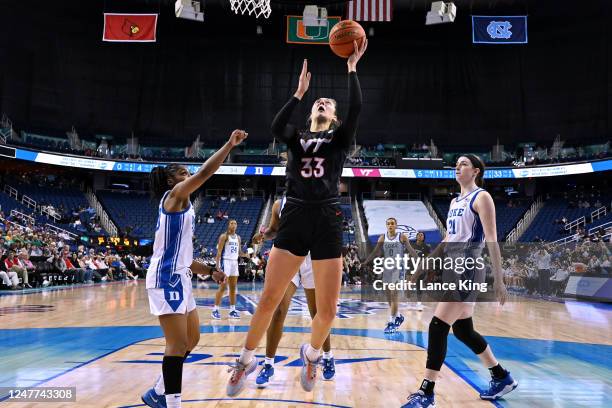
[384,321,396,334]
[299,343,320,392]
[255,363,274,388]
[226,357,258,397]
[141,388,167,408]
[229,310,241,319]
[401,391,436,408]
[480,372,518,400]
[211,309,221,320]
[394,314,405,329]
[322,357,335,380]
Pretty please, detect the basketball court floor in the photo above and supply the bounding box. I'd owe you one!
[1,280,610,407]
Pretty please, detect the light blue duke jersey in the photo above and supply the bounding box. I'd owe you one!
[446,188,485,243]
[146,191,195,289]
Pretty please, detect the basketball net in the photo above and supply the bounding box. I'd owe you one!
[229,0,271,18]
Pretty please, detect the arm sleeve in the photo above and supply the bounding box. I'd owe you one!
[271,96,300,143]
[336,72,362,149]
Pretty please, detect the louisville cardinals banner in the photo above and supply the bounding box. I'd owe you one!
[346,0,392,22]
[103,13,158,42]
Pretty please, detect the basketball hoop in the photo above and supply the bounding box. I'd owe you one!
[229,0,271,18]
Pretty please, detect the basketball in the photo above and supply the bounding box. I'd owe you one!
[329,20,366,58]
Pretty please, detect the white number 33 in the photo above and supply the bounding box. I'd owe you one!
[301,157,325,178]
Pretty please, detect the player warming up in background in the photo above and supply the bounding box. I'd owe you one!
[363,217,418,334]
[141,130,247,408]
[403,154,517,408]
[212,219,249,319]
[226,39,367,397]
[254,197,336,388]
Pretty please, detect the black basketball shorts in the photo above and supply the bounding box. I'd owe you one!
[274,197,344,260]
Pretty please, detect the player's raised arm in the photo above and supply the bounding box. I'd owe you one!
[336,40,367,149]
[270,60,311,142]
[170,130,247,201]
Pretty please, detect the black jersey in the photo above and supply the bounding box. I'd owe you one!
[271,72,362,201]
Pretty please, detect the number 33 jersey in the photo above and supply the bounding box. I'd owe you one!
[285,129,348,201]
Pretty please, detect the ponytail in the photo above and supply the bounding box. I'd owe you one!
[463,154,485,187]
[149,166,168,200]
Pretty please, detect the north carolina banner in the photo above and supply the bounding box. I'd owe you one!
[103,13,158,42]
[472,15,528,44]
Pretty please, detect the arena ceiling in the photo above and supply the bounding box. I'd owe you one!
[0,0,609,148]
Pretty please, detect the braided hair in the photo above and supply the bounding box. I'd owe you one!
[149,164,183,200]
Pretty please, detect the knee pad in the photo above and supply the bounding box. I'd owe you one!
[426,316,451,371]
[452,317,488,355]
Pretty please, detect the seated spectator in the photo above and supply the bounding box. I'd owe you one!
[4,250,31,288]
[243,217,250,225]
[0,268,20,289]
[207,216,214,224]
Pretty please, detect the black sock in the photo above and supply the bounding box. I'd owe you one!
[489,363,508,380]
[419,379,435,396]
[162,355,184,395]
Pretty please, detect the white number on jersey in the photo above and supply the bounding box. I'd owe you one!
[300,157,325,178]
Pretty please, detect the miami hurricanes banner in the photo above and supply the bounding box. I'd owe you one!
[103,13,158,42]
[472,15,528,44]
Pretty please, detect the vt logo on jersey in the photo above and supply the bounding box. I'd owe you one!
[487,21,512,39]
[300,136,332,153]
[120,352,390,366]
[195,294,388,319]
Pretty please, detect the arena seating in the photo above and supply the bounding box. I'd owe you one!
[11,181,89,214]
[97,191,157,238]
[433,198,531,241]
[521,199,611,242]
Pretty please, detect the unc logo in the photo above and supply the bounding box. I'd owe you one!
[487,21,512,39]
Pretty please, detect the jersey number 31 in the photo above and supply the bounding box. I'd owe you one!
[301,157,325,178]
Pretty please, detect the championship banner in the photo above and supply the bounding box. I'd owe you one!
[286,15,342,45]
[103,13,158,42]
[472,15,527,44]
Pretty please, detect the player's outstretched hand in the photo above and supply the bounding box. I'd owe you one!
[229,129,248,147]
[494,280,507,306]
[212,269,227,284]
[295,59,311,99]
[347,38,368,71]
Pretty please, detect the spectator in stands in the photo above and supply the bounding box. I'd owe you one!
[216,209,223,220]
[207,215,214,224]
[412,232,431,256]
[0,266,20,289]
[4,250,31,288]
[18,251,36,276]
[549,264,570,296]
[197,215,202,224]
[533,248,552,296]
[94,256,112,281]
[30,245,43,257]
[243,217,250,225]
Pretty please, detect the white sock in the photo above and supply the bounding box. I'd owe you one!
[230,305,236,312]
[305,344,321,362]
[389,315,395,323]
[154,373,164,395]
[165,393,181,408]
[265,356,274,366]
[239,347,255,365]
[213,305,219,311]
[322,351,333,360]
